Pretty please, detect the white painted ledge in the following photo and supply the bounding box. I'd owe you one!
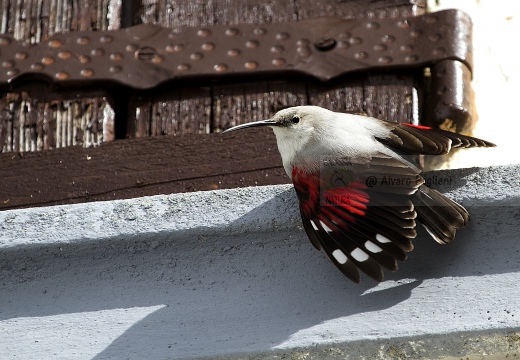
[1,165,520,360]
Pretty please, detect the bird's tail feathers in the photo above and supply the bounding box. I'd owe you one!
[412,185,469,244]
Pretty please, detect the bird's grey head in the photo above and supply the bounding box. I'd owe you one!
[222,106,335,174]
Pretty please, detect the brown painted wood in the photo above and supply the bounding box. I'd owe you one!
[0,128,289,210]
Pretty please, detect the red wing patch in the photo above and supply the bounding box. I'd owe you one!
[402,123,432,130]
[293,165,416,283]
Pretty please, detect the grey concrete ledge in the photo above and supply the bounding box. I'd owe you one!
[1,165,520,360]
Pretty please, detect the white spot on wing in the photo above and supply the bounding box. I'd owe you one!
[365,240,383,253]
[351,248,369,262]
[376,233,391,244]
[332,249,348,264]
[310,220,319,231]
[319,220,333,233]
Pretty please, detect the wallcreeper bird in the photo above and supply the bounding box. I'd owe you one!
[222,106,495,283]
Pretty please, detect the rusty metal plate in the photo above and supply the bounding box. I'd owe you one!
[0,9,471,90]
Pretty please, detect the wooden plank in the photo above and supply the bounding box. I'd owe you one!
[213,81,307,131]
[0,128,289,210]
[0,96,9,152]
[308,77,365,115]
[0,0,116,152]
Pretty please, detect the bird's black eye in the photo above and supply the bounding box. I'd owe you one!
[291,115,300,124]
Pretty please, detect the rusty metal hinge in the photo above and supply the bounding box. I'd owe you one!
[1,9,471,89]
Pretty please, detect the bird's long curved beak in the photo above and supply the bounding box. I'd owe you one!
[221,119,277,134]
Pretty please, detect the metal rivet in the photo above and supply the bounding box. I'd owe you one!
[214,63,228,72]
[245,61,258,70]
[374,44,386,51]
[297,46,312,57]
[42,56,55,65]
[338,32,351,39]
[109,65,122,73]
[400,45,414,52]
[58,51,72,60]
[126,44,138,52]
[226,28,239,36]
[77,36,90,45]
[429,34,442,43]
[15,52,28,60]
[410,30,422,38]
[270,45,284,53]
[91,48,105,57]
[337,41,350,48]
[0,36,11,45]
[190,52,203,60]
[197,29,211,37]
[378,56,392,64]
[31,63,44,71]
[100,35,113,43]
[151,55,164,64]
[398,19,410,29]
[381,35,395,43]
[315,38,336,51]
[166,44,184,53]
[55,72,69,80]
[6,68,19,76]
[78,55,90,64]
[135,46,156,60]
[201,42,215,51]
[276,32,290,40]
[227,49,241,57]
[405,55,419,62]
[296,39,310,47]
[80,68,94,77]
[349,37,362,45]
[48,39,62,48]
[110,53,123,61]
[366,21,380,30]
[272,58,286,66]
[177,63,190,71]
[254,28,266,35]
[272,58,285,66]
[354,52,368,59]
[246,40,259,49]
[2,60,15,68]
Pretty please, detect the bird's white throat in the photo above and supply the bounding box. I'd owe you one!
[271,110,392,177]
